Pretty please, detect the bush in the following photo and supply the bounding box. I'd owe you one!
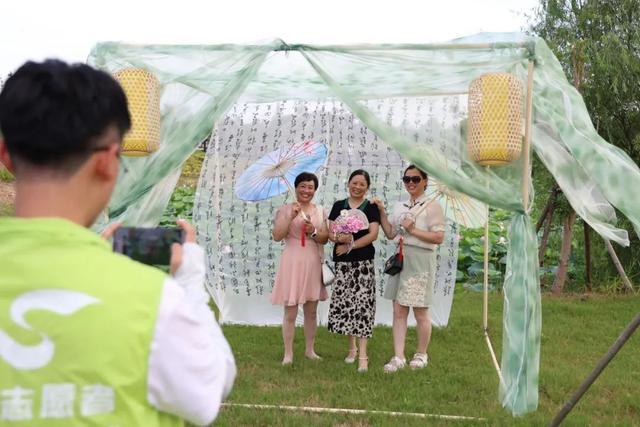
[0,164,13,182]
[456,208,509,290]
[160,185,195,227]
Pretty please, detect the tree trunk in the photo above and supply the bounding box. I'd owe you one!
[538,191,558,266]
[536,184,560,233]
[552,211,577,295]
[584,221,592,292]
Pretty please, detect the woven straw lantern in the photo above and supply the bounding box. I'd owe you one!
[467,73,524,166]
[113,68,161,156]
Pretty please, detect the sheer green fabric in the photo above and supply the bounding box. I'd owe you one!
[500,213,541,414]
[88,43,271,224]
[88,33,640,415]
[531,37,640,245]
[88,35,638,242]
[295,43,540,416]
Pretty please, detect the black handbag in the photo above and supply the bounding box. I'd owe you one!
[384,237,404,275]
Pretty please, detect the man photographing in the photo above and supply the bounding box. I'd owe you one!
[0,60,235,425]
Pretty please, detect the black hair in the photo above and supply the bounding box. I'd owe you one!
[294,172,318,189]
[404,164,428,180]
[348,169,371,188]
[0,59,131,173]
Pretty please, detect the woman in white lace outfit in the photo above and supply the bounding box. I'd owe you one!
[372,165,445,373]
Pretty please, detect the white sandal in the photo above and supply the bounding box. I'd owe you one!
[281,357,293,366]
[357,357,369,373]
[409,353,428,370]
[344,348,358,364]
[305,352,322,361]
[383,356,406,373]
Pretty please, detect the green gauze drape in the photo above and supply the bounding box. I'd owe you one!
[88,33,640,416]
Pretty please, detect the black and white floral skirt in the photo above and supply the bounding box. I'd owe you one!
[328,259,376,338]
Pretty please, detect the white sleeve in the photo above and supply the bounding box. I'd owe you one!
[147,243,237,426]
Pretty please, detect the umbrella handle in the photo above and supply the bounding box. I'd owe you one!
[284,177,309,221]
[283,177,308,248]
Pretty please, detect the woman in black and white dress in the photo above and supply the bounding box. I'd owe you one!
[327,169,380,373]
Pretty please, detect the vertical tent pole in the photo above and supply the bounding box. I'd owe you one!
[523,60,534,212]
[483,201,504,384]
[483,60,534,386]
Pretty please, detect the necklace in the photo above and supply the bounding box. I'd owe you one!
[299,203,314,217]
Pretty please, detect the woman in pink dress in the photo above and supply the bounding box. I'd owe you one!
[270,172,329,365]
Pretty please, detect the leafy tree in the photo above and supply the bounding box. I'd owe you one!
[530,0,640,160]
[529,0,640,290]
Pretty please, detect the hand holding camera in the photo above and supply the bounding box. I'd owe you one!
[108,219,196,276]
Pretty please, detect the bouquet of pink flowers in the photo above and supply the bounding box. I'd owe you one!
[330,209,369,234]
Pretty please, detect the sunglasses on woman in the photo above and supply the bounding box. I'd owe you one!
[402,176,423,184]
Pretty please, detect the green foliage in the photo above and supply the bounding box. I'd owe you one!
[160,185,195,227]
[160,148,203,226]
[177,150,205,187]
[528,0,640,292]
[457,209,510,291]
[211,292,640,426]
[0,165,13,182]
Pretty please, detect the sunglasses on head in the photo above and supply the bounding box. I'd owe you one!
[402,176,423,184]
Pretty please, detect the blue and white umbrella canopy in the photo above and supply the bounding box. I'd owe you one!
[235,140,328,201]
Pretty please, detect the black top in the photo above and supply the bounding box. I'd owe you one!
[329,198,380,262]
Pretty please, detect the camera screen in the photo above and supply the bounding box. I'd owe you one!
[112,227,184,266]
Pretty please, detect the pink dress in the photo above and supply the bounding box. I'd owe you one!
[270,203,328,306]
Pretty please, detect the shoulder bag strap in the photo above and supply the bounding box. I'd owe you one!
[316,205,325,260]
[409,198,435,218]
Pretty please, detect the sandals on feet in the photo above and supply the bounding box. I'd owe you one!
[383,356,406,373]
[409,353,428,370]
[305,352,322,360]
[357,357,368,373]
[345,348,358,364]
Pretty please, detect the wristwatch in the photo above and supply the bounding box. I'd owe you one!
[310,228,318,239]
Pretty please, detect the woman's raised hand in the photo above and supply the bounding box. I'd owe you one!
[290,202,301,219]
[401,217,415,232]
[303,218,315,235]
[371,197,385,214]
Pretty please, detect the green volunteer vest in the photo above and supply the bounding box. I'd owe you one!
[0,218,182,426]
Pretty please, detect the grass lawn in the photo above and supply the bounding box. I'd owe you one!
[2,155,637,425]
[213,291,639,426]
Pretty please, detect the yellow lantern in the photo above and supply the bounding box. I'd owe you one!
[467,73,524,166]
[113,68,161,156]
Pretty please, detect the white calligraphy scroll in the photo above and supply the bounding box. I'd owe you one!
[194,97,465,327]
